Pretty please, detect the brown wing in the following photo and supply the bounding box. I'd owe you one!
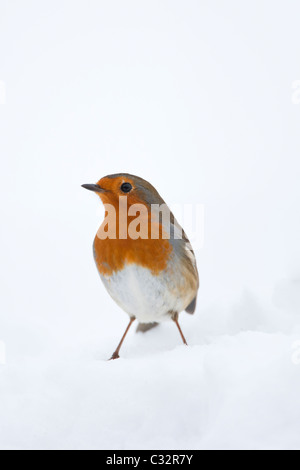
[169,214,199,315]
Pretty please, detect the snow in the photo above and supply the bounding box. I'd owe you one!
[1,0,300,450]
[1,285,300,450]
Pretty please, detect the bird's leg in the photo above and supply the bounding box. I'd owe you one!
[109,317,136,360]
[172,313,188,346]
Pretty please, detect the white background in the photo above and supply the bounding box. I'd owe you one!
[0,0,300,450]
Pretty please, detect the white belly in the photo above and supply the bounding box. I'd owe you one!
[100,264,190,323]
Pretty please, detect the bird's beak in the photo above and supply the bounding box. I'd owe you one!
[81,184,105,193]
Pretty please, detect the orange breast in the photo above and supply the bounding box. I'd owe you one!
[94,227,173,276]
[93,186,173,276]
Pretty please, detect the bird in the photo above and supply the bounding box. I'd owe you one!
[82,173,199,359]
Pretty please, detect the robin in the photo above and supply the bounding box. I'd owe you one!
[82,173,199,359]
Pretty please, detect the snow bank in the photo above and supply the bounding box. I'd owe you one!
[1,287,300,450]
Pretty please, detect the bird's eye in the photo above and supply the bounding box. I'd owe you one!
[120,182,132,193]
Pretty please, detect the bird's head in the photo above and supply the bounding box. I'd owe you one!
[82,173,165,208]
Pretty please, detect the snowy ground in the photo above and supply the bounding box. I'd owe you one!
[1,281,300,450]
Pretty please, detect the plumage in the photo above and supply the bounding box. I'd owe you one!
[82,173,199,358]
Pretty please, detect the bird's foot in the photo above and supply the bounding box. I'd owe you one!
[109,352,120,360]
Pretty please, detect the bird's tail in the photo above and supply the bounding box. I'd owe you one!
[136,322,159,333]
